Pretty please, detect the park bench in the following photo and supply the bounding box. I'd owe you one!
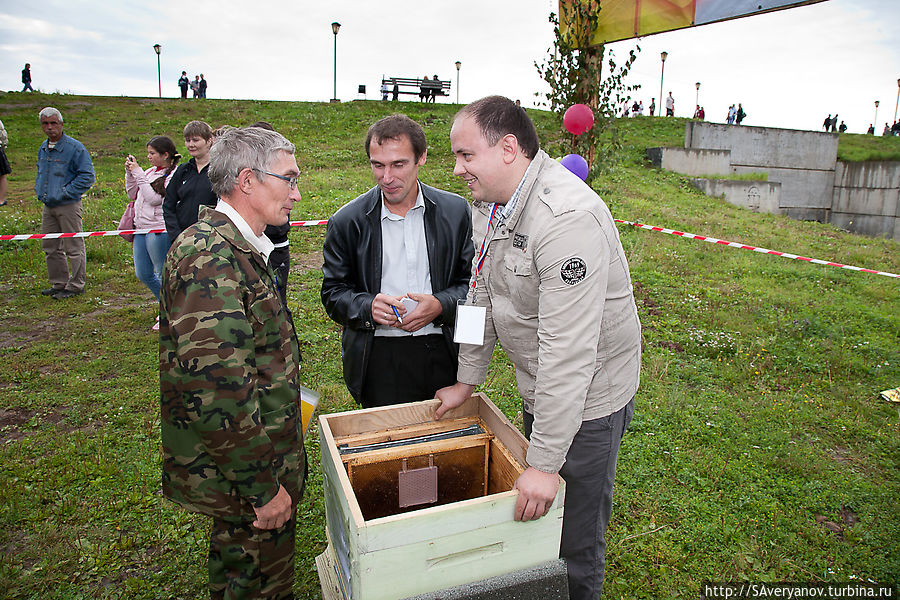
[381,76,451,101]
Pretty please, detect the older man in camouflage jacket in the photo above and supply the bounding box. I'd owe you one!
[160,126,305,600]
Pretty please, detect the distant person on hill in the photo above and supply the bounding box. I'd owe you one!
[22,63,34,92]
[735,103,746,125]
[419,74,429,102]
[0,119,10,206]
[190,75,200,98]
[248,121,293,307]
[727,105,736,125]
[823,114,831,131]
[892,121,900,136]
[178,71,189,98]
[698,106,705,120]
[839,121,847,133]
[381,81,389,101]
[867,124,875,135]
[426,75,438,103]
[199,74,208,98]
[163,120,217,243]
[35,107,95,299]
[883,123,891,136]
[392,81,399,101]
[649,98,655,116]
[830,113,838,133]
[124,136,180,329]
[665,92,675,116]
[693,105,700,119]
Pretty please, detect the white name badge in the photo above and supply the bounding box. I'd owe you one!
[454,304,486,345]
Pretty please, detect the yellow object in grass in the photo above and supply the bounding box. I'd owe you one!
[300,386,320,433]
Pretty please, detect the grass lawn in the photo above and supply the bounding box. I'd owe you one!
[0,93,898,599]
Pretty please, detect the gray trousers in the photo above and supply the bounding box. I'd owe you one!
[41,201,86,292]
[525,397,634,600]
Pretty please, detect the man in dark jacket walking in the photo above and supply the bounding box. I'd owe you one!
[22,63,34,92]
[321,114,474,408]
[178,71,189,98]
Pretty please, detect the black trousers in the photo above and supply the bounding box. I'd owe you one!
[525,397,634,600]
[360,334,456,408]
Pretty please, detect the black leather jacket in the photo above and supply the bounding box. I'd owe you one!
[321,183,474,403]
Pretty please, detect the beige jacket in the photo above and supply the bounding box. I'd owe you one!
[457,150,641,473]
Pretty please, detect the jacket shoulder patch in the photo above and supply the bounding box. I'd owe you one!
[560,257,587,285]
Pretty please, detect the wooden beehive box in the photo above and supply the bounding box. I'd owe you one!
[318,393,565,600]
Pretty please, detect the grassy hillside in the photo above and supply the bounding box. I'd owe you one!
[0,93,898,599]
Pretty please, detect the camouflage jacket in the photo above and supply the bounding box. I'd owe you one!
[159,205,305,522]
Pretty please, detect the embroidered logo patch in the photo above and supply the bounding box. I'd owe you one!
[560,257,587,285]
[513,232,528,250]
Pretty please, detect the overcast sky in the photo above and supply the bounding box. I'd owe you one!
[1,0,898,134]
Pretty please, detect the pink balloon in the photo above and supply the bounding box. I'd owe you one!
[563,104,594,135]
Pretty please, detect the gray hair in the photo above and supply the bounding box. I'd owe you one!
[39,107,63,122]
[208,126,295,198]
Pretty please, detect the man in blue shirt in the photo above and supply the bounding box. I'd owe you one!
[35,107,95,299]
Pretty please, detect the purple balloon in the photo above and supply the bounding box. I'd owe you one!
[560,154,589,181]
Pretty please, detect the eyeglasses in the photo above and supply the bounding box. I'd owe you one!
[254,169,299,190]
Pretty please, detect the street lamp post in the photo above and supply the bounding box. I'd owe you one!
[331,22,341,103]
[659,51,668,116]
[695,81,700,108]
[874,100,880,129]
[894,78,900,123]
[153,44,161,99]
[455,61,461,104]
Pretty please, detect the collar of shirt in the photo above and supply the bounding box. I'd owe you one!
[46,134,66,151]
[380,182,424,221]
[215,199,275,262]
[498,158,536,223]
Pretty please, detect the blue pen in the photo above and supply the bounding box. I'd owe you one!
[391,305,403,324]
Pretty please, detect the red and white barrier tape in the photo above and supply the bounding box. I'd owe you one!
[0,220,330,242]
[613,219,900,279]
[1,218,896,279]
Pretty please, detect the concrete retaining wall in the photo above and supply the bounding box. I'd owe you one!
[832,161,900,240]
[647,147,733,177]
[690,179,782,214]
[649,123,900,240]
[684,122,839,216]
[684,122,839,170]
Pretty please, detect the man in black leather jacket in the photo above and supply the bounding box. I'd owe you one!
[321,115,474,408]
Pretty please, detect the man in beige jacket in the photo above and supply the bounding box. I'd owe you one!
[435,95,641,600]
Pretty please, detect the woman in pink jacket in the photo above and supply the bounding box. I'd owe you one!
[124,136,179,328]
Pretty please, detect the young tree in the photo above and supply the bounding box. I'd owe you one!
[535,1,640,180]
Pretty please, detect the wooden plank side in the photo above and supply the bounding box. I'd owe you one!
[357,490,564,552]
[319,414,366,530]
[315,546,347,600]
[488,438,524,494]
[333,416,480,447]
[473,392,529,463]
[354,507,565,600]
[323,398,479,437]
[343,433,492,467]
